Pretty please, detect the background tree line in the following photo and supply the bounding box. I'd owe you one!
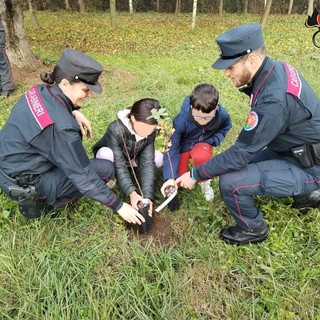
[0,0,318,67]
[27,0,315,14]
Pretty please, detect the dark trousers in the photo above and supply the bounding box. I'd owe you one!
[36,158,115,208]
[219,149,320,229]
[0,32,14,93]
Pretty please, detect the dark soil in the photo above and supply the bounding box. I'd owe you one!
[12,64,48,89]
[126,212,173,247]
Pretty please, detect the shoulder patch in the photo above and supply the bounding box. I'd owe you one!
[238,111,264,145]
[284,62,301,98]
[26,85,53,130]
[244,111,258,131]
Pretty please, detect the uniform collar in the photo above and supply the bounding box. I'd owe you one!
[49,85,75,113]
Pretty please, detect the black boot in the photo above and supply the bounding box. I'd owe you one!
[19,201,54,219]
[292,190,320,214]
[19,200,45,219]
[219,221,269,245]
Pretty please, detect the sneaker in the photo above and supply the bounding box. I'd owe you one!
[199,180,214,201]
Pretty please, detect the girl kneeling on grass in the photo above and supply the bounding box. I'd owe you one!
[93,98,163,215]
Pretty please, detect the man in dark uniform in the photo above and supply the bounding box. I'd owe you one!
[0,15,14,97]
[176,23,320,245]
[0,48,145,225]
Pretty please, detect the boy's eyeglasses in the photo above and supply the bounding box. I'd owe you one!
[192,115,215,121]
[190,104,217,121]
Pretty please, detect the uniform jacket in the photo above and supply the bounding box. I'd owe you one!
[163,96,232,180]
[0,84,122,211]
[193,57,320,180]
[93,109,156,200]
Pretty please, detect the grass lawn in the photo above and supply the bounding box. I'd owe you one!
[0,11,319,319]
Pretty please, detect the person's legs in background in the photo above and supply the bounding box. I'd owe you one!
[0,32,14,97]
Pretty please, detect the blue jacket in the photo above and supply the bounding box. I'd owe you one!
[193,57,320,180]
[163,96,232,180]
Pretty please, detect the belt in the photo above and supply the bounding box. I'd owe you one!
[0,168,38,186]
[277,150,293,157]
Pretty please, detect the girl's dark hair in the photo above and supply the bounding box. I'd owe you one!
[40,65,81,85]
[128,98,161,125]
[190,83,219,113]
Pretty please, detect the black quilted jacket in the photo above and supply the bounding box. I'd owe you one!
[93,120,157,200]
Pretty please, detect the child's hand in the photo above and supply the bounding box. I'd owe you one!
[129,191,143,210]
[147,200,153,216]
[160,179,176,197]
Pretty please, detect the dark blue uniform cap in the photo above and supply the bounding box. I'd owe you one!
[57,48,104,94]
[212,23,264,70]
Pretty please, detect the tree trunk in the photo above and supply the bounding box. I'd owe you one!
[260,0,272,29]
[244,0,249,14]
[307,0,315,16]
[219,0,223,16]
[65,0,70,10]
[191,0,197,30]
[0,0,39,67]
[27,0,40,29]
[129,0,133,14]
[175,0,181,15]
[156,0,160,12]
[288,0,294,14]
[110,0,117,29]
[78,0,85,13]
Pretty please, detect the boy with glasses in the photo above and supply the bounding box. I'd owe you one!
[161,83,231,210]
